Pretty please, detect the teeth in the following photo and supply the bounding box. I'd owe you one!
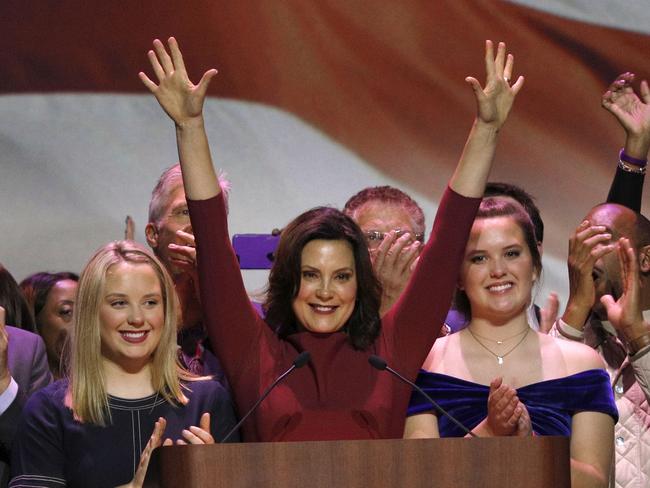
[121,331,146,338]
[488,283,512,292]
[312,305,336,312]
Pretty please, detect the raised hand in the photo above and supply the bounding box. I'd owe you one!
[372,231,421,316]
[139,37,218,127]
[562,220,616,329]
[174,412,215,445]
[602,73,650,157]
[465,40,525,130]
[600,238,649,345]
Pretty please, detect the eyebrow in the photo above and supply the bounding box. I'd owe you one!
[466,243,523,254]
[301,265,354,273]
[104,292,162,299]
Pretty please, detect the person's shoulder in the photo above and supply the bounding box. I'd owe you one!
[6,325,41,344]
[23,379,68,415]
[547,333,605,373]
[183,378,230,401]
[422,334,455,371]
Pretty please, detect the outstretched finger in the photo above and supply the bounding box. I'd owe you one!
[600,294,616,314]
[196,69,219,100]
[168,37,187,75]
[153,38,174,75]
[503,53,514,82]
[465,76,485,100]
[139,71,158,93]
[199,412,211,432]
[510,75,525,95]
[493,41,507,76]
[176,229,196,246]
[147,49,166,84]
[640,80,650,104]
[484,40,495,79]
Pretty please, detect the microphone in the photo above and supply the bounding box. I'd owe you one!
[368,355,477,437]
[220,351,311,443]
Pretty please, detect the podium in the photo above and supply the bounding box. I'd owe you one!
[144,436,570,487]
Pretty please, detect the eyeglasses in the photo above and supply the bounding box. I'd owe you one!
[168,207,191,224]
[363,229,424,249]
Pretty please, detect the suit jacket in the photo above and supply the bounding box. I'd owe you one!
[0,326,52,487]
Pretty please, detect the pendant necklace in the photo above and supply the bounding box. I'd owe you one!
[467,327,530,365]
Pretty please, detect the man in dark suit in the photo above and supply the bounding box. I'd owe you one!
[0,307,51,486]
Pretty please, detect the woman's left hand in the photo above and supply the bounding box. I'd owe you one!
[465,40,525,130]
[175,412,215,445]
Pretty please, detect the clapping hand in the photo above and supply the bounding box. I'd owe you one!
[600,238,649,345]
[486,377,523,436]
[119,417,171,488]
[562,220,616,328]
[372,231,421,316]
[174,412,215,445]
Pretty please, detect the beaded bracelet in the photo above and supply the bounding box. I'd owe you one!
[619,148,647,174]
[628,332,650,356]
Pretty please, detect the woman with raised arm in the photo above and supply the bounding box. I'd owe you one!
[141,37,522,441]
[10,242,238,488]
[404,198,617,487]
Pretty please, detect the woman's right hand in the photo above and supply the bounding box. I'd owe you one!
[118,417,172,488]
[139,37,218,127]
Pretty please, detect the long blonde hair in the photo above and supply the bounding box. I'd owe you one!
[70,240,194,425]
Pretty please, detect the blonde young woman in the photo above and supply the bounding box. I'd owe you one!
[10,241,237,488]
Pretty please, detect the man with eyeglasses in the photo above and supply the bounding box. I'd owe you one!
[343,186,426,317]
[145,163,231,381]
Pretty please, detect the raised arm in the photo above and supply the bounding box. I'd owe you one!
[140,38,270,388]
[388,41,524,368]
[139,37,219,200]
[450,40,524,197]
[604,73,650,211]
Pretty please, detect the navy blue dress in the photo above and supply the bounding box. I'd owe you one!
[408,369,618,437]
[10,379,239,488]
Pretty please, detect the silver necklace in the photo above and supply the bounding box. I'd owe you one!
[467,327,530,365]
[467,327,528,345]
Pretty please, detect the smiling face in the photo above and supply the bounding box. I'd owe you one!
[292,239,358,334]
[145,184,192,277]
[460,216,538,324]
[36,279,77,369]
[99,261,164,372]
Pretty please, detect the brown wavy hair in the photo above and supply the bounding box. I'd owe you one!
[264,207,381,350]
